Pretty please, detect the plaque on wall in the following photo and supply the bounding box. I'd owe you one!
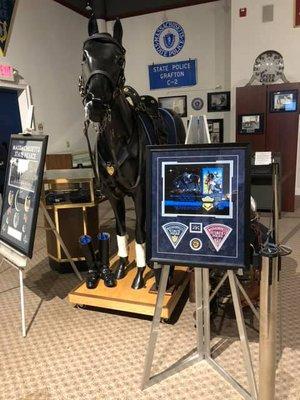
[0,134,48,258]
[238,114,264,134]
[146,144,250,269]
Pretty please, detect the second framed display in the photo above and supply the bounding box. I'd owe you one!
[207,91,230,112]
[146,143,251,269]
[269,89,298,113]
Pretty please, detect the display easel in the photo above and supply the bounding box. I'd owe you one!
[142,264,258,400]
[0,201,82,338]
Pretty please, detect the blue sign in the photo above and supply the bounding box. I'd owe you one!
[153,21,185,57]
[148,59,197,90]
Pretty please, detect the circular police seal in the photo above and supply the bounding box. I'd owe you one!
[191,97,204,111]
[190,238,202,251]
[153,21,185,57]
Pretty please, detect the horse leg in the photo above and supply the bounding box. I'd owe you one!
[131,188,146,290]
[108,195,128,279]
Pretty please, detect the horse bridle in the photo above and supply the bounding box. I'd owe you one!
[79,33,126,115]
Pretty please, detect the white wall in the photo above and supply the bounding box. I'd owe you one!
[231,0,300,192]
[0,0,87,154]
[107,1,232,140]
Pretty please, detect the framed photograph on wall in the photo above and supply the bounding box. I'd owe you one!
[146,143,251,269]
[207,119,224,143]
[158,95,187,117]
[270,90,298,113]
[207,91,230,112]
[0,134,48,258]
[238,114,264,134]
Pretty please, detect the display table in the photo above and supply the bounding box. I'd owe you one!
[42,169,100,270]
[69,242,189,319]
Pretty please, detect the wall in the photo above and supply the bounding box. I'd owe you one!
[106,0,232,140]
[0,0,87,154]
[231,0,300,192]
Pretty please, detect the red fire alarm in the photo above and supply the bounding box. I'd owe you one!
[239,7,247,17]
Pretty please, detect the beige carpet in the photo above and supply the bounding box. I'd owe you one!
[0,199,299,400]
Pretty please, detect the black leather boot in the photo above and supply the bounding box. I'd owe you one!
[131,267,146,289]
[79,235,100,289]
[114,257,128,279]
[100,264,117,287]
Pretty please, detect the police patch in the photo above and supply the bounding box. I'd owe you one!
[204,224,232,252]
[162,222,188,249]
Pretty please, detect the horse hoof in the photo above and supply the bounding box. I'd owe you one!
[131,267,146,290]
[114,257,128,280]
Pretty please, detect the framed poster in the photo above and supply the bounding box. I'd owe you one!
[0,134,48,258]
[270,90,298,113]
[207,91,230,112]
[207,119,224,143]
[0,0,18,56]
[295,0,300,27]
[146,143,250,269]
[238,114,264,134]
[158,95,187,117]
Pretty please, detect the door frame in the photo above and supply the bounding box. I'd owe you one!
[0,80,35,133]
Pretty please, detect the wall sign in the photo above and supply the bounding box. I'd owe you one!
[146,143,251,269]
[0,0,18,56]
[148,59,196,90]
[153,20,185,57]
[0,134,48,258]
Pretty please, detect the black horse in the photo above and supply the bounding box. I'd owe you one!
[80,16,185,289]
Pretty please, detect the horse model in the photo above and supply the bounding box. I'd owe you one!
[79,15,185,289]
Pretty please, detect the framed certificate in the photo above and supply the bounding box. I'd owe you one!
[146,143,251,269]
[0,134,48,258]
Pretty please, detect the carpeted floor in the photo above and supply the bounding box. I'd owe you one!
[0,198,299,400]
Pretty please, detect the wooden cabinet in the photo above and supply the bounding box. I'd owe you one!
[42,169,100,270]
[236,83,300,211]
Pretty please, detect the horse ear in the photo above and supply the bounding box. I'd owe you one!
[113,18,123,45]
[88,14,99,36]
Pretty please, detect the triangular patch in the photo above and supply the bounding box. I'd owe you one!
[204,223,232,252]
[162,222,188,249]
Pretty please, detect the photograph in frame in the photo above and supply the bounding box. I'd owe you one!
[207,119,224,143]
[238,114,264,134]
[207,91,230,112]
[270,90,298,113]
[158,95,187,117]
[0,134,48,258]
[146,143,251,269]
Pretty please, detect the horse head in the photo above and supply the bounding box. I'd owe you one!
[80,15,126,123]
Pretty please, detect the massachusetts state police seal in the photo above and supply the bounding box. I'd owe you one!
[153,21,185,57]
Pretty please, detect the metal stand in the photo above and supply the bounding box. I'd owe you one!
[142,264,258,400]
[0,256,27,337]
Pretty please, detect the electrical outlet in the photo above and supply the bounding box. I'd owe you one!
[66,141,70,148]
[37,122,44,132]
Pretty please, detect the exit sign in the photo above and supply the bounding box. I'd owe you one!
[0,64,14,81]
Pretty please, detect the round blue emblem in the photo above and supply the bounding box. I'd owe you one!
[153,21,185,57]
[191,97,204,111]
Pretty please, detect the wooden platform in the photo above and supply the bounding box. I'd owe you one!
[68,244,189,319]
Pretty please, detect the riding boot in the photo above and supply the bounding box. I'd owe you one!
[114,257,128,279]
[79,235,100,289]
[115,235,128,279]
[131,267,146,289]
[97,232,116,288]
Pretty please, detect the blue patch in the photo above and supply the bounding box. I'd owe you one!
[153,21,185,58]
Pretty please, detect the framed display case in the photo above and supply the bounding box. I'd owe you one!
[0,134,48,258]
[146,143,251,269]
